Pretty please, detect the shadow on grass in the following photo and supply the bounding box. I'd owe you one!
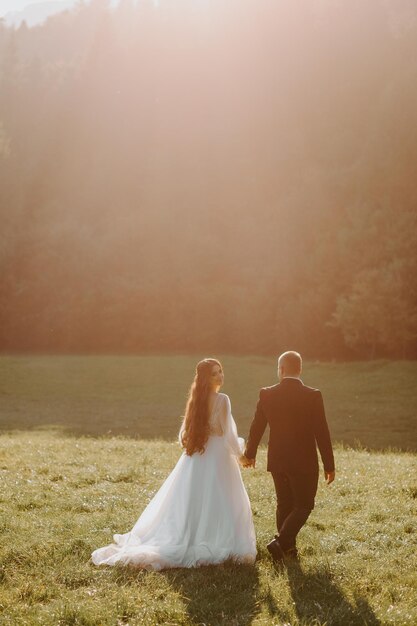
[284,560,381,625]
[162,561,260,626]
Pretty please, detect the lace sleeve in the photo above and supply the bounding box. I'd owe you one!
[219,395,244,457]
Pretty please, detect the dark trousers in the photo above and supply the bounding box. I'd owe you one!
[271,470,319,551]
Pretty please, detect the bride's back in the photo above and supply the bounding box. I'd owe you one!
[208,393,228,436]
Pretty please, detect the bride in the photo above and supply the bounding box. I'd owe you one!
[91,358,257,570]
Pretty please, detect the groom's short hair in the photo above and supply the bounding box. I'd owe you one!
[278,351,302,375]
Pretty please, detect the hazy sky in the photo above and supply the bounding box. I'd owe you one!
[0,0,132,17]
[0,0,46,13]
[0,0,77,17]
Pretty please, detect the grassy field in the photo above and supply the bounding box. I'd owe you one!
[1,356,416,450]
[1,356,416,624]
[0,432,416,625]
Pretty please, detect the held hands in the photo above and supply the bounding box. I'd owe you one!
[324,470,335,484]
[239,455,256,468]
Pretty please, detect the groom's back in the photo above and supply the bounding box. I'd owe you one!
[260,379,324,473]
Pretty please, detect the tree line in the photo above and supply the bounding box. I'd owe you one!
[1,0,416,358]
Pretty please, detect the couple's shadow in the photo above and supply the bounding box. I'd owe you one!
[111,558,380,625]
[161,559,380,626]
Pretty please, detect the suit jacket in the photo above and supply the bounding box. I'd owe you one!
[245,378,335,474]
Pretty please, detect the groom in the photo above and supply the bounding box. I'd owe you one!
[242,351,335,560]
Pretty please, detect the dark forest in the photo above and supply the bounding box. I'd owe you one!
[1,0,416,358]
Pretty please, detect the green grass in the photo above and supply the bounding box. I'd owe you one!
[1,356,416,622]
[0,432,416,625]
[1,356,417,450]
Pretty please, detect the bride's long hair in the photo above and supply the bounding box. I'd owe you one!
[180,358,222,456]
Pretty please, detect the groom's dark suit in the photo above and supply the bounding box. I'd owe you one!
[245,378,334,552]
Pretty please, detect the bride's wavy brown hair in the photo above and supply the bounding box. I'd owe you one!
[181,358,222,456]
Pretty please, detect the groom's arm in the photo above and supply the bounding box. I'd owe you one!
[312,390,335,480]
[244,389,268,461]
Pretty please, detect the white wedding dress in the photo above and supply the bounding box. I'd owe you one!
[91,393,257,570]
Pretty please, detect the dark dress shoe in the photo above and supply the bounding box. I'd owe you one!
[283,547,299,561]
[266,538,284,561]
